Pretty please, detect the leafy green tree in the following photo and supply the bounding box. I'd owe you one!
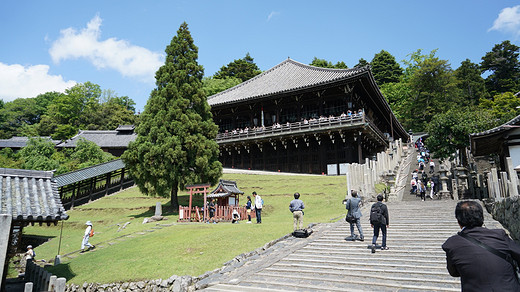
[123,22,222,210]
[454,59,488,106]
[479,92,520,123]
[0,98,42,138]
[202,76,242,96]
[354,58,369,68]
[481,40,520,95]
[404,49,458,131]
[47,81,101,127]
[334,61,348,69]
[70,138,115,169]
[16,137,60,170]
[214,53,261,82]
[371,50,403,85]
[310,57,334,68]
[379,81,413,128]
[0,148,21,169]
[310,57,348,69]
[426,108,497,165]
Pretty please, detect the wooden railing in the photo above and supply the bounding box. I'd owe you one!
[216,114,367,142]
[178,206,255,222]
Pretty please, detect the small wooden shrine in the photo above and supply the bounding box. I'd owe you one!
[208,179,244,206]
[178,180,252,222]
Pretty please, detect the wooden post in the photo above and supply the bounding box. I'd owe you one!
[188,188,193,222]
[203,187,207,222]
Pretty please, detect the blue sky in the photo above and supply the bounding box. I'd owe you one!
[1,1,519,112]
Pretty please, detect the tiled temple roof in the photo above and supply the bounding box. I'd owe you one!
[207,58,370,106]
[57,129,137,148]
[208,179,244,198]
[54,159,125,187]
[0,168,68,222]
[470,114,520,138]
[0,137,60,149]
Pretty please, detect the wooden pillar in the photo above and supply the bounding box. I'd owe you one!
[88,177,95,202]
[120,168,125,189]
[358,137,363,164]
[188,188,193,222]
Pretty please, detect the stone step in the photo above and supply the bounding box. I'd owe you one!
[203,283,293,292]
[278,257,446,269]
[240,272,460,292]
[297,247,446,258]
[270,262,451,278]
[294,250,446,260]
[264,266,458,284]
[305,242,448,251]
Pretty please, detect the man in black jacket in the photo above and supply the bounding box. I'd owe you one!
[370,194,389,253]
[442,200,520,291]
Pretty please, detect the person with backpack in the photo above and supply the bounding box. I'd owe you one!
[81,221,95,251]
[345,190,364,241]
[370,194,389,253]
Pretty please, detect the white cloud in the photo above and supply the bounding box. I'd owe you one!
[0,62,76,101]
[267,11,280,22]
[49,14,164,83]
[489,5,520,38]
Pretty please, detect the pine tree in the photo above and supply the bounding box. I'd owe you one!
[371,50,403,85]
[122,22,222,210]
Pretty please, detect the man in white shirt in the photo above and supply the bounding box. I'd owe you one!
[252,191,263,223]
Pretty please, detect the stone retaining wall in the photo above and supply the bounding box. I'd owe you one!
[65,232,294,292]
[484,196,520,241]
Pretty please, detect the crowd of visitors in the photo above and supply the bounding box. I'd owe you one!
[410,138,439,201]
[219,110,364,137]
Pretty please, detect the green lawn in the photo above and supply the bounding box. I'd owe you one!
[23,173,347,284]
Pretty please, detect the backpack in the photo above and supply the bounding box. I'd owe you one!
[293,228,313,238]
[370,203,384,225]
[89,228,94,237]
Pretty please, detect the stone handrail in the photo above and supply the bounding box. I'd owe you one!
[24,259,66,292]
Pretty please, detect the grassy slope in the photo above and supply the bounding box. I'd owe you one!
[24,173,346,284]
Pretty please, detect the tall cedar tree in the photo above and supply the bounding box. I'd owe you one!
[122,22,222,210]
[371,50,403,85]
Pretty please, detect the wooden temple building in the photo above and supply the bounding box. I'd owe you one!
[207,58,408,174]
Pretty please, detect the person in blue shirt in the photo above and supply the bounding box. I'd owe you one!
[289,192,305,231]
[245,196,252,223]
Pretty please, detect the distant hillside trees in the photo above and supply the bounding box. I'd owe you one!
[1,137,115,175]
[0,82,137,140]
[123,22,222,210]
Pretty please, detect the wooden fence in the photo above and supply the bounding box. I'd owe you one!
[178,206,255,222]
[59,168,134,210]
[24,259,66,292]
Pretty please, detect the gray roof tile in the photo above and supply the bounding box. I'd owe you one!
[54,159,126,187]
[0,168,68,222]
[0,137,60,149]
[57,130,137,148]
[207,58,369,106]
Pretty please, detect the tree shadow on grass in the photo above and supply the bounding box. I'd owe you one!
[44,262,76,281]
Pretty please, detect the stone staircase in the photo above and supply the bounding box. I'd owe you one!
[202,200,465,291]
